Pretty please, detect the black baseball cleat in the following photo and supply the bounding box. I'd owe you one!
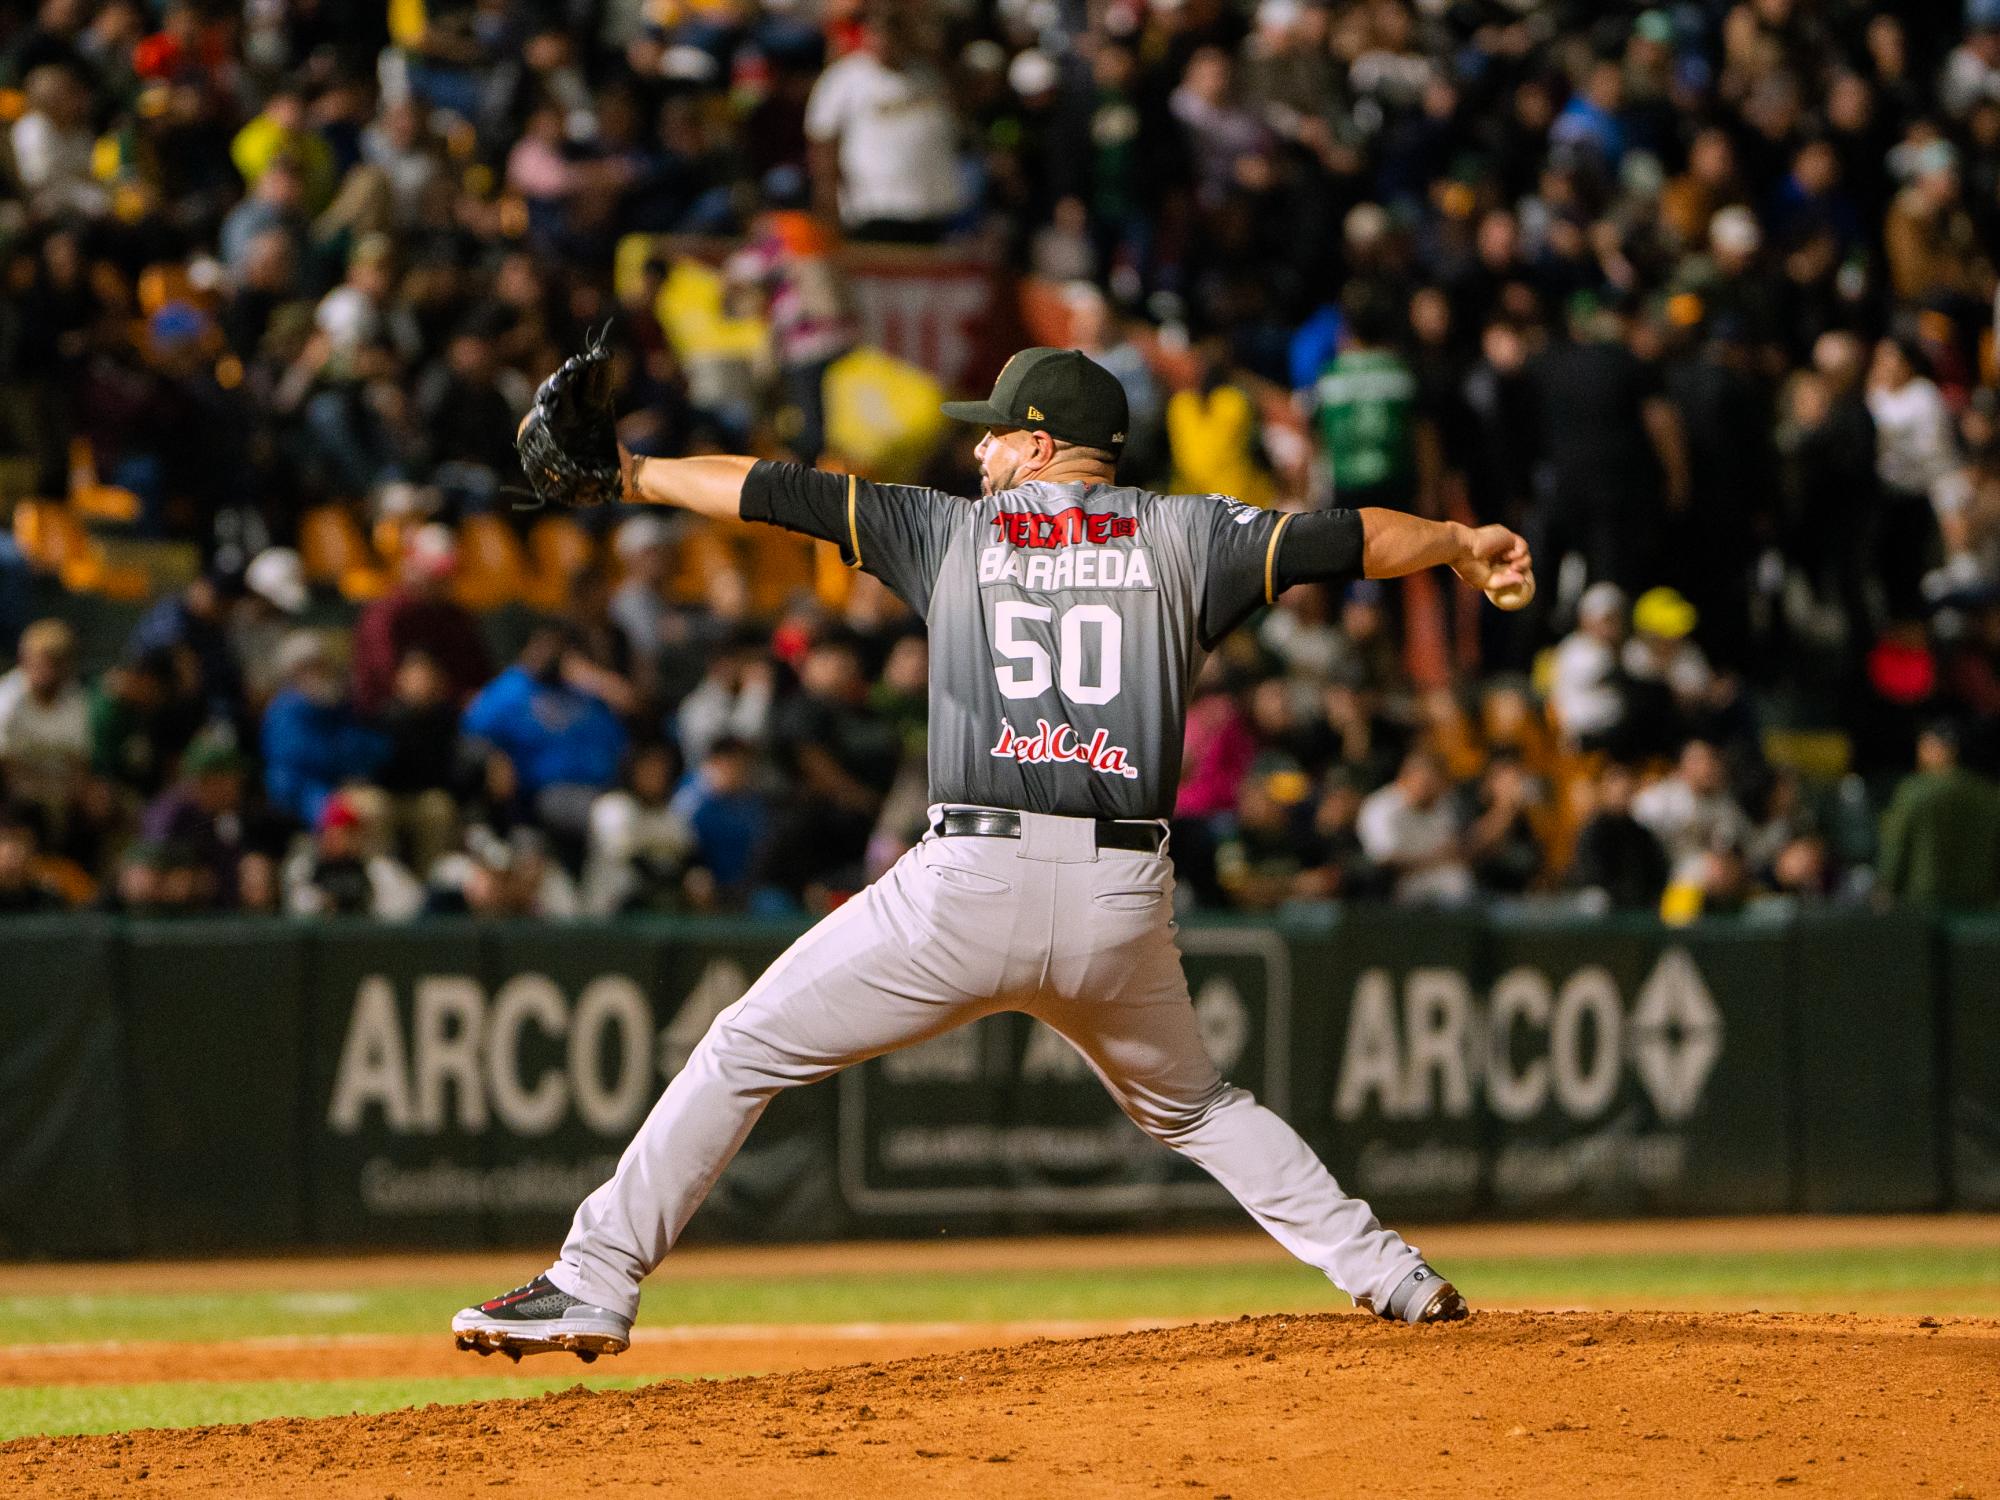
[1359,1263,1470,1325]
[451,1275,632,1361]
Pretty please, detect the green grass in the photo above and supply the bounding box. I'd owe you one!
[8,1244,1999,1348]
[0,1373,673,1439]
[3,1243,1995,1441]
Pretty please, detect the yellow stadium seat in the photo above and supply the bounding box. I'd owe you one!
[452,514,527,611]
[665,521,737,605]
[71,484,142,524]
[12,499,87,570]
[521,514,597,612]
[300,504,392,600]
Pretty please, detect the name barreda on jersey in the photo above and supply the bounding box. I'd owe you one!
[989,719,1141,779]
[979,544,1156,591]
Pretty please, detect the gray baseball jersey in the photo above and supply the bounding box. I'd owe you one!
[740,463,1364,818]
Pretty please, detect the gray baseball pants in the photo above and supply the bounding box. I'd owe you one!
[550,809,1427,1319]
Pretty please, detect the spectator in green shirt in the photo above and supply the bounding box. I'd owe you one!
[1310,283,1440,513]
[1878,723,2000,910]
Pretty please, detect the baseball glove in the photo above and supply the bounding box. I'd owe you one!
[515,333,624,508]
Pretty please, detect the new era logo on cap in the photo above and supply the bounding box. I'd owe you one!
[940,347,1131,452]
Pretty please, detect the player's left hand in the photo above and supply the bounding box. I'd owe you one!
[1452,524,1535,611]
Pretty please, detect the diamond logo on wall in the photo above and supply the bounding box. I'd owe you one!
[1629,947,1724,1121]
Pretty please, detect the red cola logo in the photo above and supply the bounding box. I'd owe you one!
[989,718,1140,779]
[991,509,1139,549]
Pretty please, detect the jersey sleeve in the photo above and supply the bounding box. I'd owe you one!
[740,460,962,615]
[1190,497,1304,649]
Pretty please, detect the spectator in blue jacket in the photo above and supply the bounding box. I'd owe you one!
[460,626,627,858]
[668,736,769,910]
[262,632,392,829]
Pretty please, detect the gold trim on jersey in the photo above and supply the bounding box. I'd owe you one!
[1263,510,1295,604]
[845,472,861,569]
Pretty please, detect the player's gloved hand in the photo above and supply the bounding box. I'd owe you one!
[1452,523,1535,611]
[514,331,626,509]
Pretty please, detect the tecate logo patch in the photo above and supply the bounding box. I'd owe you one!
[989,719,1140,780]
[990,508,1139,548]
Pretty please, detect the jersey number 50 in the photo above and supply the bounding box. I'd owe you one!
[992,601,1123,705]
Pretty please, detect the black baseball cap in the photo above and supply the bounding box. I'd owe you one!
[941,347,1129,451]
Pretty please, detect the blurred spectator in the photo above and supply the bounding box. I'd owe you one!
[1311,284,1430,512]
[138,734,248,909]
[804,10,962,243]
[417,321,524,512]
[261,632,390,829]
[1215,774,1318,911]
[350,524,492,714]
[1878,722,2000,909]
[0,619,90,821]
[1528,298,1690,595]
[669,736,769,910]
[1070,284,1166,479]
[461,626,627,857]
[283,792,424,918]
[675,625,776,768]
[427,826,580,918]
[757,632,899,906]
[1548,583,1629,750]
[1168,340,1277,508]
[127,571,247,728]
[1357,750,1473,905]
[236,547,312,703]
[1867,337,1958,618]
[1625,586,1734,747]
[1567,761,1671,913]
[583,742,693,915]
[1633,739,1753,888]
[365,649,462,876]
[725,210,857,463]
[89,650,177,799]
[1291,772,1383,903]
[1463,753,1545,896]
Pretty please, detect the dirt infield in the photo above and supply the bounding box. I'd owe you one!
[0,1319,1192,1388]
[6,1310,1996,1498]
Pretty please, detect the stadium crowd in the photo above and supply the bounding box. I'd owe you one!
[4,0,2000,919]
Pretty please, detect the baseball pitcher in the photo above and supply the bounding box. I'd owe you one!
[454,343,1535,1358]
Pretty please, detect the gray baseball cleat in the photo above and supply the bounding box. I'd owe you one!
[451,1275,632,1362]
[1360,1263,1470,1325]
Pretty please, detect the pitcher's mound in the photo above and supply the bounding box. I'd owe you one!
[6,1310,1996,1497]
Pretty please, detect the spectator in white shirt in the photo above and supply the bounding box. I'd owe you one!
[0,619,91,817]
[1868,337,1959,616]
[804,10,964,242]
[1548,582,1628,748]
[1357,750,1474,904]
[1631,738,1753,886]
[583,742,695,915]
[676,632,775,770]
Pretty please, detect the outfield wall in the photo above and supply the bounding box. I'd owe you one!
[1,911,1991,1257]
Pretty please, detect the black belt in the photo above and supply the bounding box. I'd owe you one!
[932,808,1167,853]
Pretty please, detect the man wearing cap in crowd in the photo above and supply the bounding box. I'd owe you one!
[261,630,391,830]
[350,522,493,716]
[138,731,249,908]
[236,547,312,702]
